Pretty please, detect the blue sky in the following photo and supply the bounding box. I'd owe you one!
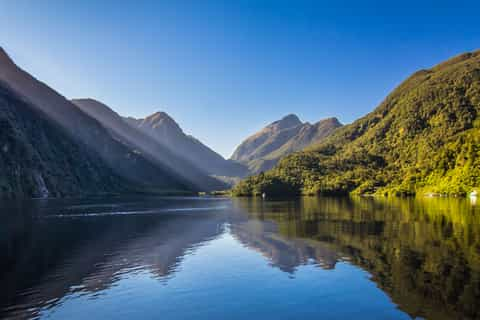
[1,1,479,157]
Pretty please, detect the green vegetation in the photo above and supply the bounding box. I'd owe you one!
[233,51,480,197]
[0,47,197,198]
[0,83,129,198]
[0,82,197,198]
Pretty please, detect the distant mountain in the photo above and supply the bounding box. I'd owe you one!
[231,114,303,163]
[124,112,248,178]
[71,99,227,190]
[234,50,480,196]
[0,47,197,196]
[231,114,342,173]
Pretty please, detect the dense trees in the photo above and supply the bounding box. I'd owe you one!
[233,51,480,196]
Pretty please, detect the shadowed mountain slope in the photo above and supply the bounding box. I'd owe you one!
[71,99,227,191]
[0,81,132,198]
[124,112,248,178]
[0,47,199,194]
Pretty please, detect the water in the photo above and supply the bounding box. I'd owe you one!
[1,196,479,320]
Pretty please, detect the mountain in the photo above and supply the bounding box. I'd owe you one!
[124,112,248,177]
[0,81,132,198]
[231,114,303,163]
[231,114,342,173]
[0,47,196,195]
[233,50,480,196]
[71,99,227,190]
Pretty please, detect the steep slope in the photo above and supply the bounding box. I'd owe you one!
[231,114,303,163]
[71,99,227,190]
[0,81,131,198]
[231,114,342,173]
[0,47,200,193]
[234,50,480,196]
[124,112,248,177]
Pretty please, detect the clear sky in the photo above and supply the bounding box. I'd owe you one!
[1,1,479,158]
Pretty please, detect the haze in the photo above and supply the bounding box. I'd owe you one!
[1,0,479,157]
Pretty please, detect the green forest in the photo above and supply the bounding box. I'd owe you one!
[233,51,480,197]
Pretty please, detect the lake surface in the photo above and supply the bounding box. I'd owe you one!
[1,196,479,320]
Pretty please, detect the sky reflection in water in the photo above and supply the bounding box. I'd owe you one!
[1,196,478,320]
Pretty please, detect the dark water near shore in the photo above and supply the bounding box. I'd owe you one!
[1,196,479,319]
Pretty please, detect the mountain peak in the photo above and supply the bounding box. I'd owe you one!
[145,111,174,123]
[282,113,300,122]
[140,111,183,135]
[233,49,480,196]
[268,114,302,131]
[125,110,248,177]
[230,112,341,168]
[318,117,342,126]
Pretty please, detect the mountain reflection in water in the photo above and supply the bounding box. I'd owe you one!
[1,196,479,320]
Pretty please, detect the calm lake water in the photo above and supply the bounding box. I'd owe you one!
[1,196,479,320]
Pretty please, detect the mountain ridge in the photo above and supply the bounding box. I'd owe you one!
[231,114,342,173]
[71,98,227,191]
[0,80,132,198]
[0,47,198,195]
[124,111,248,178]
[233,50,480,196]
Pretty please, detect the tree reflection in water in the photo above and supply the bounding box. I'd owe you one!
[0,196,478,320]
[231,197,480,320]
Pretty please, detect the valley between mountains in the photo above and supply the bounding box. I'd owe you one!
[0,46,478,198]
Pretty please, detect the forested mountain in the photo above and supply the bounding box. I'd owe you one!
[71,99,227,190]
[0,81,132,198]
[0,47,195,196]
[231,114,342,173]
[233,50,480,196]
[124,112,248,178]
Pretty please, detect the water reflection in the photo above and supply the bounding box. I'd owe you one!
[231,197,480,320]
[0,196,479,319]
[0,197,227,319]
